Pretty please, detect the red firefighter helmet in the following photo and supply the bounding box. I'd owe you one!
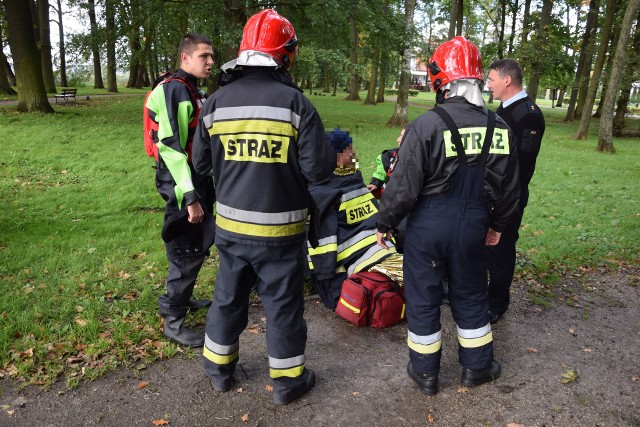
[428,36,483,91]
[238,9,298,69]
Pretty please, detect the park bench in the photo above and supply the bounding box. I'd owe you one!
[54,88,77,104]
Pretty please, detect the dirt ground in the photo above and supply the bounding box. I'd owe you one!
[1,267,638,427]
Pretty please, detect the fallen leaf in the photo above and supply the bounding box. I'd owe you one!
[352,391,360,396]
[581,348,592,353]
[75,318,87,327]
[631,376,638,383]
[152,419,169,426]
[265,385,273,392]
[560,368,579,384]
[235,387,244,393]
[507,424,526,427]
[526,347,538,353]
[7,410,14,416]
[247,325,260,334]
[568,328,576,336]
[137,381,149,389]
[456,386,469,393]
[427,414,435,423]
[261,317,266,322]
[240,413,250,423]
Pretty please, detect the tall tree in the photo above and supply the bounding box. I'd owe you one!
[50,0,68,87]
[86,0,104,88]
[104,0,117,92]
[612,10,640,136]
[4,0,53,112]
[346,14,361,101]
[448,0,464,38]
[388,0,417,126]
[564,0,599,122]
[526,0,553,100]
[575,0,617,139]
[597,0,640,152]
[36,0,56,92]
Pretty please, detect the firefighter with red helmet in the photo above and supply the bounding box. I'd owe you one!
[375,37,520,395]
[192,9,335,404]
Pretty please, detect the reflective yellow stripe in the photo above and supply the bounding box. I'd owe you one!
[270,365,305,379]
[339,297,361,314]
[339,192,375,211]
[308,242,338,256]
[308,261,314,270]
[337,235,378,262]
[458,331,493,348]
[217,215,305,237]
[202,346,238,365]
[401,303,405,319]
[210,119,298,137]
[350,245,396,275]
[407,336,442,355]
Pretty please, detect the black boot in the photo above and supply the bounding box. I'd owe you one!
[461,359,501,387]
[273,368,316,405]
[187,299,212,311]
[407,361,439,395]
[163,315,204,347]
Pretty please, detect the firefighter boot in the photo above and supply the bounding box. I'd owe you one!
[407,361,439,395]
[461,359,501,387]
[163,315,204,347]
[273,368,316,405]
[187,299,212,311]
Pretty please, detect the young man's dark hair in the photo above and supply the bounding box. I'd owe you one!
[178,33,212,57]
[489,58,523,87]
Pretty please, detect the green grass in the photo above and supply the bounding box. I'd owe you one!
[0,91,639,387]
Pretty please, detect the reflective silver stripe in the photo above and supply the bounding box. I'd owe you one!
[456,323,492,339]
[338,230,373,254]
[347,243,395,275]
[216,201,307,225]
[307,235,338,248]
[269,354,306,369]
[203,106,301,129]
[408,330,442,345]
[341,187,371,203]
[204,334,239,355]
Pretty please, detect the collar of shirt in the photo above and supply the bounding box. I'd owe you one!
[501,90,528,108]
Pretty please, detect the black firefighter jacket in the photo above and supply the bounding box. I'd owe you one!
[192,67,335,246]
[377,97,520,233]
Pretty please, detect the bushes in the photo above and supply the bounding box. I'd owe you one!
[384,89,420,97]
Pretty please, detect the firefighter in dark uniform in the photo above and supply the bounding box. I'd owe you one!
[375,37,520,395]
[486,59,545,323]
[192,10,335,404]
[146,34,216,347]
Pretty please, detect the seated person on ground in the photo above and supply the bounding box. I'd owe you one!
[367,125,407,199]
[306,128,401,310]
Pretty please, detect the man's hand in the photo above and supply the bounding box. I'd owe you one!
[187,201,205,223]
[376,230,393,249]
[485,228,502,246]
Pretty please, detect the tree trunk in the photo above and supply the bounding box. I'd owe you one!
[521,0,532,49]
[127,26,140,88]
[565,0,599,122]
[346,15,361,101]
[388,0,416,126]
[594,0,623,118]
[597,0,640,153]
[364,50,379,105]
[104,0,117,92]
[612,10,640,136]
[35,0,56,93]
[448,0,463,38]
[377,56,387,103]
[526,0,552,100]
[54,0,68,87]
[498,0,506,59]
[612,82,631,136]
[556,88,565,107]
[4,0,53,112]
[575,0,617,139]
[508,0,519,55]
[87,0,104,88]
[0,20,17,94]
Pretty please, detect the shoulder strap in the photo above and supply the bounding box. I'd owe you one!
[432,106,467,164]
[478,110,496,168]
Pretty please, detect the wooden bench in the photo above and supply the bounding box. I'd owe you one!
[54,88,77,104]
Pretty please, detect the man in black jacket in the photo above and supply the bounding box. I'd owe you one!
[192,9,334,405]
[376,37,520,396]
[486,59,545,324]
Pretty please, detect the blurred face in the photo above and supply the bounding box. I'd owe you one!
[337,145,355,167]
[486,69,508,102]
[396,128,406,147]
[182,43,214,79]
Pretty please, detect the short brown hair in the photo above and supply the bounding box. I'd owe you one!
[179,33,212,57]
[489,58,523,87]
